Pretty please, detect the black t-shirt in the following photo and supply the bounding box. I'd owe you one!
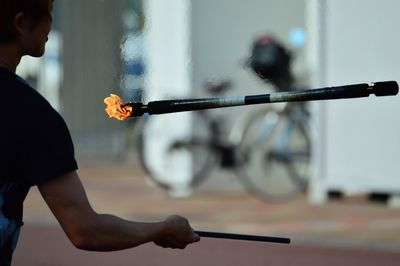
[0,67,78,265]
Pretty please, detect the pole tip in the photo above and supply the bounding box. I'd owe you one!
[372,81,399,96]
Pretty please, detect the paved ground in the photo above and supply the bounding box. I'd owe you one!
[13,160,400,265]
[13,225,400,266]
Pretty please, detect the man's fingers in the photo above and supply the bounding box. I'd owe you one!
[154,238,187,249]
[193,231,200,242]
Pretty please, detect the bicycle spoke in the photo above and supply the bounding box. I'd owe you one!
[236,106,311,202]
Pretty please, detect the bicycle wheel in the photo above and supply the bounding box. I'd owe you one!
[236,105,311,202]
[137,111,220,193]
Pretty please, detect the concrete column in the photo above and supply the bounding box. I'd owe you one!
[59,0,125,159]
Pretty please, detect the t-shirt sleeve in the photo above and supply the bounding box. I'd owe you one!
[26,101,78,186]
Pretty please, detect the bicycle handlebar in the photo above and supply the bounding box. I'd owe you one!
[123,81,398,117]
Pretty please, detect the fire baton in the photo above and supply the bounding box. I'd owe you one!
[195,230,290,244]
[104,81,398,120]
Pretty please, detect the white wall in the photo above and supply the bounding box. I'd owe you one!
[309,0,400,202]
[192,0,307,96]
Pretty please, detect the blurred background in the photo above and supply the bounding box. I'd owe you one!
[15,0,400,265]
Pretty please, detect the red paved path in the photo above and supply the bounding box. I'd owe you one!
[14,225,400,266]
[14,161,400,265]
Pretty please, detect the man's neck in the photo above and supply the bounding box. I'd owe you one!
[0,44,22,73]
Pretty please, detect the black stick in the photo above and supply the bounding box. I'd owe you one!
[195,230,290,244]
[125,81,398,117]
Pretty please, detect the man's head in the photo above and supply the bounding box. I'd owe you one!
[0,0,53,57]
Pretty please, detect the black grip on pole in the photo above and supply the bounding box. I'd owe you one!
[328,83,370,99]
[147,99,214,114]
[147,97,240,114]
[195,230,291,244]
[147,100,182,114]
[372,81,399,96]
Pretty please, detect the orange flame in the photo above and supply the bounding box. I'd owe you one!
[104,94,133,120]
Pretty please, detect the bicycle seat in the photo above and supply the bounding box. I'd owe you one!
[204,80,232,95]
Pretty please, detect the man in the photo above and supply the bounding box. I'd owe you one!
[0,0,200,264]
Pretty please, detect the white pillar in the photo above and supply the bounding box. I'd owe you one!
[306,0,328,204]
[143,0,193,196]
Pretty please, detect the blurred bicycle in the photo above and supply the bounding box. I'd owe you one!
[137,34,312,202]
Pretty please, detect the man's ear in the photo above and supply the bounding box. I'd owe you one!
[13,12,29,37]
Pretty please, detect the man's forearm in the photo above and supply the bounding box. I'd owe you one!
[39,171,199,251]
[74,213,166,251]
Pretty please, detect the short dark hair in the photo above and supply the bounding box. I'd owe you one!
[0,0,53,43]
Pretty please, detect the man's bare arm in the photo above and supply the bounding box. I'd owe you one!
[38,171,200,251]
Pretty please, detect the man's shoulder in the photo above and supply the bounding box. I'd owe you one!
[0,69,36,96]
[0,69,26,90]
[0,71,62,132]
[1,71,52,107]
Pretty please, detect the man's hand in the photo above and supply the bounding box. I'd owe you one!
[154,215,200,249]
